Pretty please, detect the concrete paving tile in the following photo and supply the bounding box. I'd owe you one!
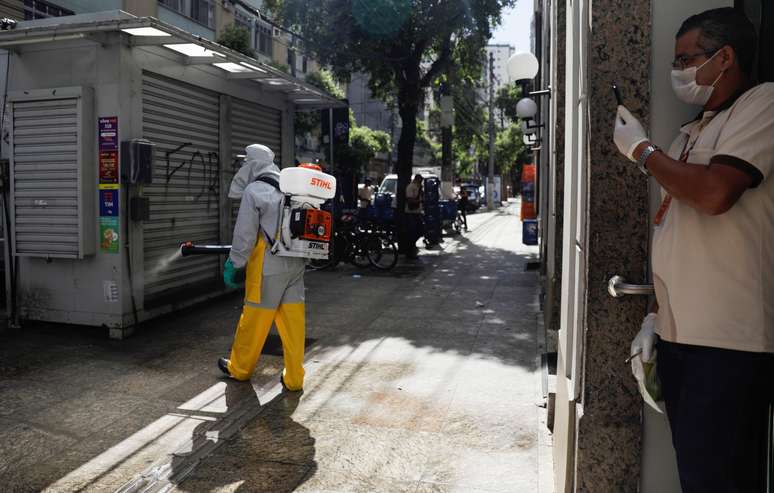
[469,340,539,369]
[206,395,316,467]
[367,316,481,336]
[296,468,418,493]
[419,433,538,492]
[306,419,438,483]
[0,378,69,418]
[441,402,539,452]
[6,399,183,492]
[348,388,453,433]
[25,389,153,439]
[351,334,477,364]
[0,422,76,479]
[175,459,312,493]
[415,481,529,493]
[45,413,213,492]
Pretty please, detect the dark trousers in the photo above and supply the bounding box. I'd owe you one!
[657,339,774,493]
[406,213,422,252]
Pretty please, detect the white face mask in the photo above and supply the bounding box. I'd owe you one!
[670,50,725,106]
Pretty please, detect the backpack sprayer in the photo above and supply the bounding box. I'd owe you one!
[180,163,336,260]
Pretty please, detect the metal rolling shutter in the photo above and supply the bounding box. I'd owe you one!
[0,1,24,20]
[10,98,84,258]
[142,72,221,302]
[227,98,282,239]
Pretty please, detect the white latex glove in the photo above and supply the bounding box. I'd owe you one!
[630,313,663,413]
[613,105,649,162]
[631,312,657,363]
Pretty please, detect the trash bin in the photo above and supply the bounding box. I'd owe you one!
[522,219,538,245]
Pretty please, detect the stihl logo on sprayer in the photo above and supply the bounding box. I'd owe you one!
[310,177,332,190]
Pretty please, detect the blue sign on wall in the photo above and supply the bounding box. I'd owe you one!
[99,189,119,217]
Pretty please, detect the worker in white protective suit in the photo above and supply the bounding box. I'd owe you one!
[218,144,306,391]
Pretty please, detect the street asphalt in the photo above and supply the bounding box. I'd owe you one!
[0,201,549,493]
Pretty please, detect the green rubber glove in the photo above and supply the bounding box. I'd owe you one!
[223,258,245,289]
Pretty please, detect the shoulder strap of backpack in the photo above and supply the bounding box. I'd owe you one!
[253,176,281,247]
[255,175,280,190]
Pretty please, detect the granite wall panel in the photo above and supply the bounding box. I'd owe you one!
[574,0,652,490]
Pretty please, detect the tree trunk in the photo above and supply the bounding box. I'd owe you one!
[396,80,420,255]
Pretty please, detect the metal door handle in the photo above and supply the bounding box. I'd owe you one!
[608,275,654,298]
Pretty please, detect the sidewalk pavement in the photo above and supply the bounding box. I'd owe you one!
[0,202,551,492]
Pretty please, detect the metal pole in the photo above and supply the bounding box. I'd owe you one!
[441,76,452,187]
[487,51,495,211]
[329,108,334,172]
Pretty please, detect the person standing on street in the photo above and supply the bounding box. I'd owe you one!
[358,177,373,220]
[405,174,424,258]
[613,8,774,492]
[457,189,469,231]
[218,144,306,392]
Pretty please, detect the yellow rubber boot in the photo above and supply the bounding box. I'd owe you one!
[227,305,275,381]
[275,303,306,391]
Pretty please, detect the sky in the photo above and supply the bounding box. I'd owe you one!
[490,1,534,53]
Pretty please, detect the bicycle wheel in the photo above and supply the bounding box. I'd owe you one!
[452,214,463,233]
[307,257,336,271]
[351,232,372,268]
[367,234,398,270]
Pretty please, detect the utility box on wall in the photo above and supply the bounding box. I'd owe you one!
[9,87,95,259]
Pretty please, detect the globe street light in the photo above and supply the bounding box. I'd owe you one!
[507,52,539,81]
[516,98,538,119]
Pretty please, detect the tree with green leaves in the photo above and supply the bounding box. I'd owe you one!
[495,83,522,122]
[346,126,391,174]
[268,0,515,252]
[217,25,253,57]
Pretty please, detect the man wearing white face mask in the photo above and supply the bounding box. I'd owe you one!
[613,8,774,492]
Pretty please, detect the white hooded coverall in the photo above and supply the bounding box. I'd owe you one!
[227,144,306,389]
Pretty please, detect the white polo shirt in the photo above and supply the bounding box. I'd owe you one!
[652,83,774,353]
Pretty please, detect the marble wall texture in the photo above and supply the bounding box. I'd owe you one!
[574,0,652,491]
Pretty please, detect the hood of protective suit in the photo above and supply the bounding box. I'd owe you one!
[228,144,281,199]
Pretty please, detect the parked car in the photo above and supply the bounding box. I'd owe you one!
[460,184,481,212]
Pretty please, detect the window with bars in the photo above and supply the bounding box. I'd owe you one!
[23,0,73,20]
[157,0,214,29]
[234,10,252,35]
[190,0,213,28]
[256,22,273,57]
[158,0,184,13]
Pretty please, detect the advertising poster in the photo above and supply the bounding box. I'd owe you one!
[99,188,119,217]
[98,117,118,151]
[99,217,119,254]
[99,151,118,184]
[99,117,119,185]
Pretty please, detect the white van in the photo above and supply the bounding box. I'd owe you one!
[377,172,439,208]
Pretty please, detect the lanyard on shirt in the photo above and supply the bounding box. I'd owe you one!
[653,114,715,226]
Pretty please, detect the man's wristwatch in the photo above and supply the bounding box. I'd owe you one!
[637,144,659,176]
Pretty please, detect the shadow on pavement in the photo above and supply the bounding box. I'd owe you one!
[175,387,317,492]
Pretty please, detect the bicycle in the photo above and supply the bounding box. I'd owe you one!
[307,214,398,271]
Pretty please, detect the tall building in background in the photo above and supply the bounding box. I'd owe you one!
[480,44,515,125]
[484,44,516,93]
[347,72,401,177]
